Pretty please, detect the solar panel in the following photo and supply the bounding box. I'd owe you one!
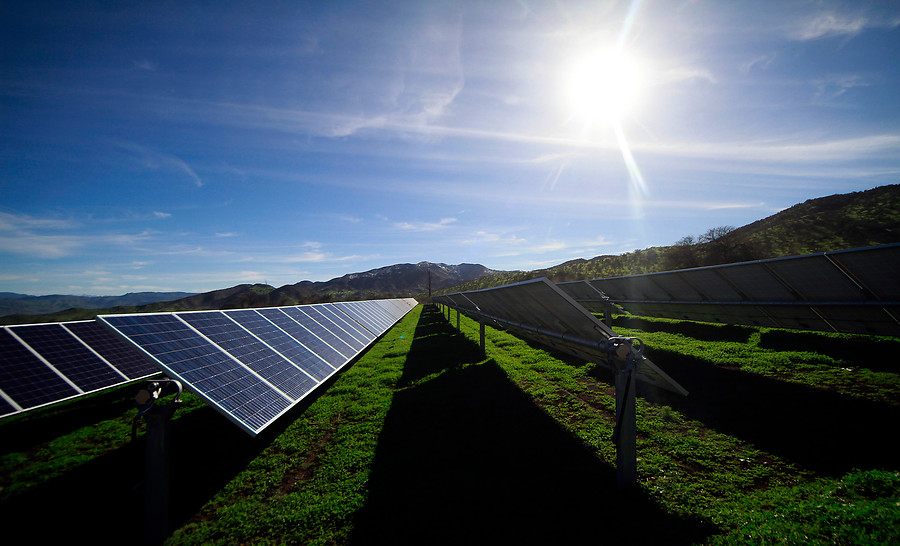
[565,244,900,336]
[332,302,383,336]
[256,308,345,369]
[98,299,416,435]
[11,324,125,392]
[0,320,161,419]
[225,309,334,382]
[100,313,294,433]
[310,304,372,348]
[177,311,318,401]
[281,307,357,360]
[63,321,159,380]
[0,328,79,411]
[434,279,686,395]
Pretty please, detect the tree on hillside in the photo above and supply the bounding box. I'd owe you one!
[661,235,700,271]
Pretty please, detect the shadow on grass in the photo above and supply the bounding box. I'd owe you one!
[352,311,715,545]
[0,357,359,545]
[397,305,485,387]
[758,330,900,373]
[599,349,900,475]
[612,315,755,343]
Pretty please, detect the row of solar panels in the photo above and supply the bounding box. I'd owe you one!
[557,243,900,336]
[432,278,687,394]
[1,298,417,436]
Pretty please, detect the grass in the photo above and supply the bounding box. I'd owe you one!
[1,304,898,544]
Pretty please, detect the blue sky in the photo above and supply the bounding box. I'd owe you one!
[2,1,898,295]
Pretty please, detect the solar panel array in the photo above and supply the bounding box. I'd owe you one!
[0,321,159,418]
[557,244,900,336]
[433,279,686,394]
[100,298,417,435]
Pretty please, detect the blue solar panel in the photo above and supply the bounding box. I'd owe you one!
[295,305,364,353]
[281,307,357,361]
[333,302,383,335]
[63,321,159,380]
[12,324,125,392]
[225,310,334,382]
[101,314,292,433]
[356,301,392,330]
[0,328,79,410]
[256,308,345,369]
[312,304,374,347]
[178,311,318,401]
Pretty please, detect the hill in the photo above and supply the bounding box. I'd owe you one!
[0,292,197,318]
[0,262,500,325]
[442,184,900,292]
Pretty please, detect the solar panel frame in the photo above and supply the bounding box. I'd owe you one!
[435,279,686,394]
[575,244,900,336]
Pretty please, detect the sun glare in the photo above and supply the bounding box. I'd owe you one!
[563,48,644,127]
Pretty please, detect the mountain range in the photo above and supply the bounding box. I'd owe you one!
[2,184,898,325]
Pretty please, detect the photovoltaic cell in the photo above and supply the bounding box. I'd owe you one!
[0,328,78,410]
[225,309,334,381]
[177,312,318,401]
[11,324,124,392]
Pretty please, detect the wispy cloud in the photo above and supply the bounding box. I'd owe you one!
[812,74,870,105]
[153,211,172,219]
[791,12,900,41]
[112,140,204,187]
[393,217,457,232]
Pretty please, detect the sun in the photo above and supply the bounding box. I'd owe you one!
[562,48,644,126]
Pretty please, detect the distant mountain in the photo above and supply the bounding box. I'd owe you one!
[0,292,197,318]
[443,184,900,292]
[0,262,502,324]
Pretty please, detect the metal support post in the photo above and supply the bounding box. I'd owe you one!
[456,308,460,330]
[613,361,637,489]
[608,338,640,490]
[135,380,182,545]
[479,318,486,355]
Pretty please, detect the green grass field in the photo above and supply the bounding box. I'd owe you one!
[1,304,898,544]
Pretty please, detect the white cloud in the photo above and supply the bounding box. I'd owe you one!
[812,74,870,105]
[393,217,457,232]
[113,140,204,187]
[153,211,172,219]
[793,13,868,40]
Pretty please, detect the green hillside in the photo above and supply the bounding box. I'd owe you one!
[442,184,900,293]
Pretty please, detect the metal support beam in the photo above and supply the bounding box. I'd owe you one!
[136,380,182,545]
[456,308,460,330]
[479,319,485,356]
[613,360,637,490]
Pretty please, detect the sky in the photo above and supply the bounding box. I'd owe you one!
[2,1,899,296]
